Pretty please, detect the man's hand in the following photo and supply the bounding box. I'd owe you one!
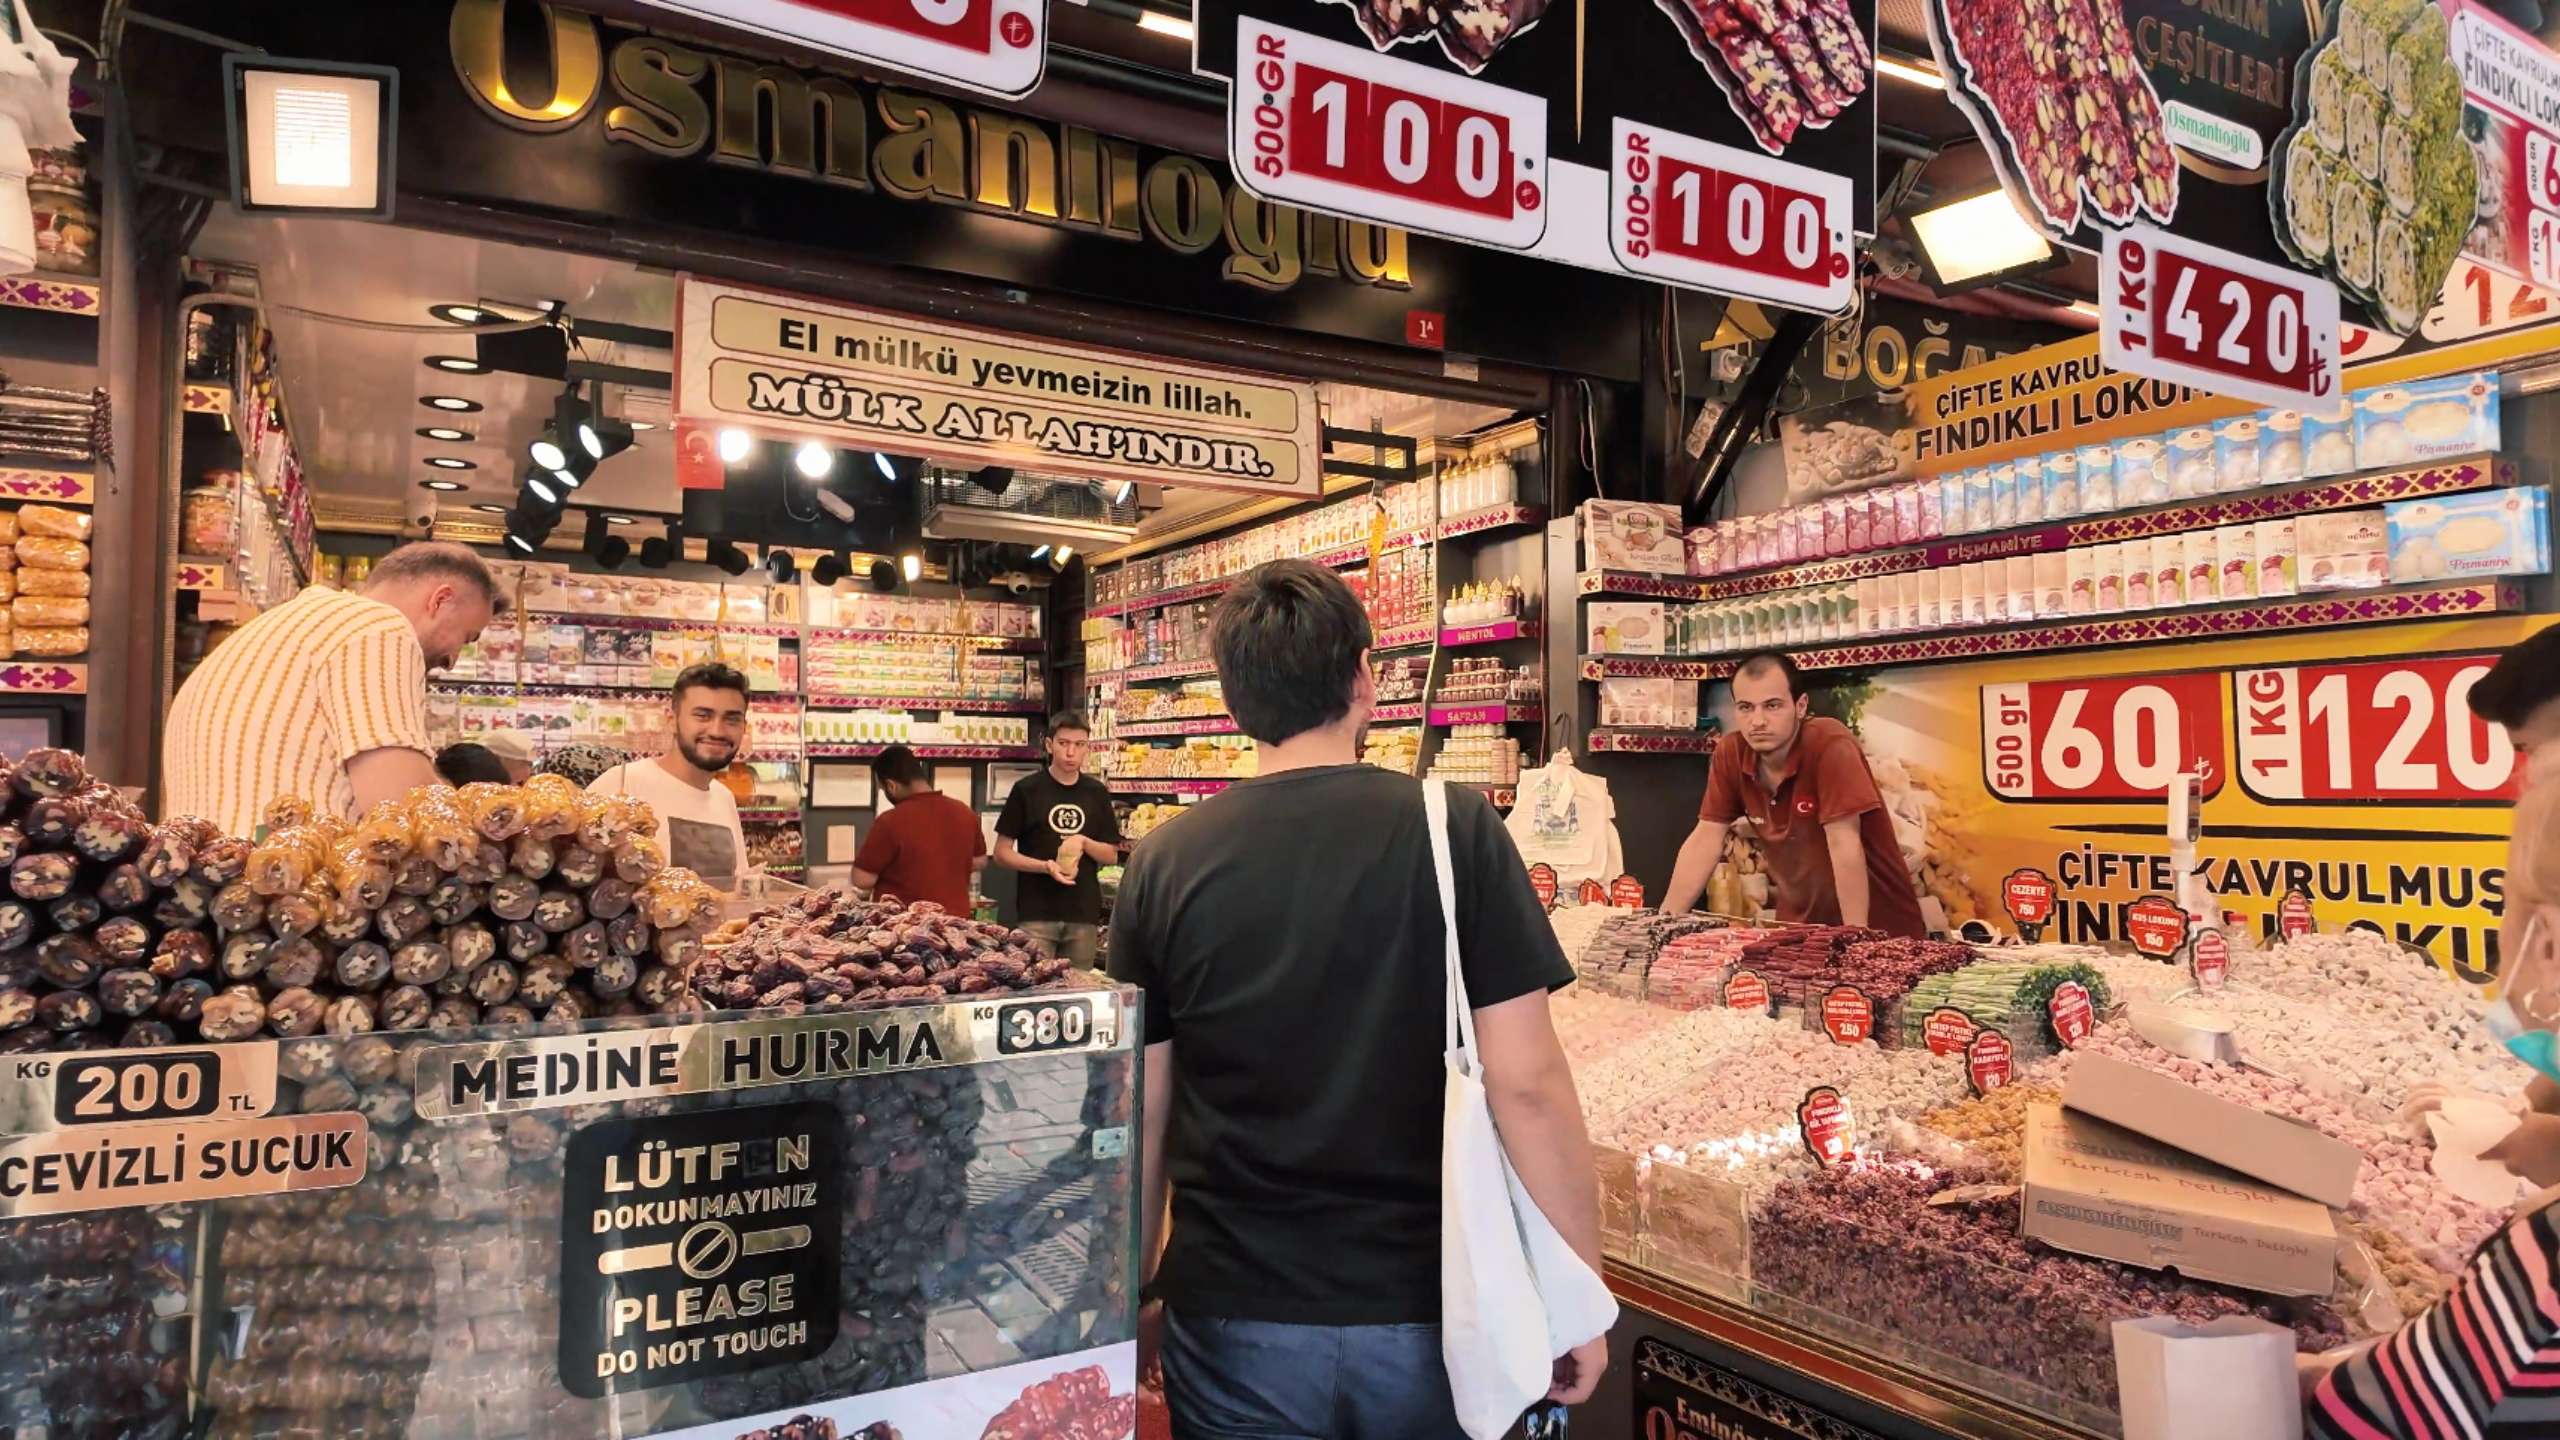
[1136,1299,1166,1392]
[1048,858,1077,885]
[2485,1112,2560,1186]
[1549,1334,1608,1404]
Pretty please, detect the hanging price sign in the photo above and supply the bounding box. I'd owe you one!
[1820,985,1876,1046]
[1610,873,1646,908]
[635,0,1049,98]
[1609,119,1855,314]
[1923,1006,1979,1058]
[1966,1029,2015,1097]
[2049,980,2096,1049]
[2280,888,2317,939]
[2190,928,2230,990]
[1723,969,1770,1012]
[2101,225,2341,410]
[1799,1086,1855,1167]
[1229,18,1549,250]
[2125,895,2191,960]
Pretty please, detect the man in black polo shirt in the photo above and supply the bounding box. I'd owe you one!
[994,710,1120,965]
[1110,560,1606,1437]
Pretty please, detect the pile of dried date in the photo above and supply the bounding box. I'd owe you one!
[687,889,1076,1011]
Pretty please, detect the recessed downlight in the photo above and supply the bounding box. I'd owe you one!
[604,514,635,525]
[422,396,482,413]
[420,479,467,492]
[416,426,471,442]
[471,503,508,514]
[424,355,486,374]
[425,456,475,470]
[428,303,490,325]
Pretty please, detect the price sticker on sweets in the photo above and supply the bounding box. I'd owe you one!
[2002,868,2056,941]
[1576,878,1609,906]
[2190,928,2231,990]
[1923,1006,1979,1057]
[2125,895,2191,960]
[1230,18,1549,250]
[1723,969,1770,1012]
[1609,118,1854,315]
[2280,888,2317,939]
[1527,863,1558,911]
[1820,985,1875,1046]
[635,0,1048,99]
[2049,980,2096,1049]
[2101,224,2341,410]
[1966,1029,2015,1097]
[1610,874,1646,908]
[1798,1086,1855,1166]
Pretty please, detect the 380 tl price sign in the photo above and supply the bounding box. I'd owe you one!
[1982,674,2224,802]
[2235,654,2517,804]
[1609,119,1854,314]
[2101,225,2341,410]
[1230,18,1548,250]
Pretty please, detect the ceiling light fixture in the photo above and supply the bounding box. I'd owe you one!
[901,551,922,583]
[471,503,507,514]
[811,552,848,587]
[710,541,753,577]
[874,452,898,482]
[223,55,397,217]
[428,303,489,325]
[425,455,474,470]
[1055,544,1074,566]
[529,432,567,471]
[550,466,583,492]
[628,420,657,432]
[1029,544,1049,561]
[1113,480,1135,505]
[718,428,754,464]
[526,474,561,506]
[424,355,485,374]
[1906,188,2057,292]
[767,549,798,583]
[1876,54,1945,89]
[503,532,536,555]
[422,395,481,412]
[605,514,635,526]
[794,441,833,479]
[417,426,470,442]
[419,479,466,492]
[971,465,1013,496]
[639,536,673,568]
[1136,10,1195,41]
[596,536,631,568]
[869,559,898,593]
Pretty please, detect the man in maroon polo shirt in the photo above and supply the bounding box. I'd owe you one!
[1662,651,1927,937]
[852,744,986,915]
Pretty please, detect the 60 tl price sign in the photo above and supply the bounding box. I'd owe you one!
[1610,119,1854,314]
[1982,674,2224,803]
[1229,18,1548,251]
[2102,225,2341,410]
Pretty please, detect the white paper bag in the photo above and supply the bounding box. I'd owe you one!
[2111,1316,2301,1440]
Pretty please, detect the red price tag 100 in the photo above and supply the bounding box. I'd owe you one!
[1609,118,1854,315]
[1230,19,1548,251]
[638,0,1047,98]
[2102,224,2342,410]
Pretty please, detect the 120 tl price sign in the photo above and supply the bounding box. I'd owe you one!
[1230,18,1548,249]
[2101,225,2341,410]
[1982,674,2224,802]
[1610,119,1854,315]
[2235,654,2517,804]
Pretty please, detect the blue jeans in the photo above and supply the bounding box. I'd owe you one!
[1162,1310,1466,1439]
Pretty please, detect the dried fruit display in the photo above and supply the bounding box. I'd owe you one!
[0,1213,186,1439]
[1656,0,1871,154]
[688,891,1077,1010]
[2269,0,2473,333]
[980,1363,1136,1440]
[1334,0,1553,74]
[738,1414,864,1439]
[1929,0,2175,231]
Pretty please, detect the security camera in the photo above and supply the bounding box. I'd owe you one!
[990,569,1034,595]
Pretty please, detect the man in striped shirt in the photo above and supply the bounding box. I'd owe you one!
[162,542,501,835]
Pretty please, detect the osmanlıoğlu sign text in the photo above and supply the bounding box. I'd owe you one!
[676,277,1323,498]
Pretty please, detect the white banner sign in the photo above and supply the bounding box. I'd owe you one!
[633,0,1048,99]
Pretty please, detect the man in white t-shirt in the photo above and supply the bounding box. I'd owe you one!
[587,662,751,890]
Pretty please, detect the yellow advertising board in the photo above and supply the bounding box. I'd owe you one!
[1847,613,2555,985]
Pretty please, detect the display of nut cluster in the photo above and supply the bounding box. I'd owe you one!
[0,1212,186,1439]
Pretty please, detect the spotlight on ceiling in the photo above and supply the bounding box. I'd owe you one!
[1051,544,1075,571]
[1906,187,2058,292]
[709,540,752,577]
[596,536,631,568]
[424,355,485,374]
[425,455,474,470]
[869,559,898,592]
[876,453,924,485]
[417,426,470,442]
[503,532,536,555]
[717,428,754,464]
[767,548,798,583]
[901,551,922,584]
[604,514,635,525]
[428,303,489,325]
[638,536,673,568]
[811,552,848,587]
[470,503,507,514]
[794,441,834,480]
[1113,480,1136,505]
[525,474,562,506]
[422,395,481,412]
[1029,544,1049,561]
[971,465,1013,496]
[583,415,635,460]
[419,479,465,493]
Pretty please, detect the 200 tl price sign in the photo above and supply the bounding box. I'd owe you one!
[2101,225,2341,410]
[1610,119,1854,315]
[2235,654,2517,804]
[636,0,1047,98]
[1982,674,2225,802]
[1230,18,1548,250]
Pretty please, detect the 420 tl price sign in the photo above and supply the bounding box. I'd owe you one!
[2101,225,2341,411]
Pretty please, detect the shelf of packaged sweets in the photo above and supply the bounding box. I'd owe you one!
[1115,716,1238,737]
[802,693,1045,712]
[804,743,1041,760]
[804,627,1043,652]
[1440,617,1541,647]
[1692,454,2505,600]
[1088,530,1427,618]
[1580,655,1722,681]
[1107,776,1234,796]
[1588,727,1722,754]
[737,808,802,824]
[1435,503,1546,539]
[1695,579,2526,676]
[1427,701,1542,727]
[520,611,805,637]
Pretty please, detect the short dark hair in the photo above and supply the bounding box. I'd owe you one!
[1048,709,1091,737]
[873,744,928,790]
[2474,627,2560,727]
[1211,559,1371,744]
[365,541,505,611]
[672,662,750,708]
[1732,650,1806,700]
[434,742,512,787]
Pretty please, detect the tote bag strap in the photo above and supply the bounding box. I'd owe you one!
[1424,780,1479,1060]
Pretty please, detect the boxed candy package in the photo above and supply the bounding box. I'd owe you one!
[2299,509,2389,590]
[1598,677,1699,729]
[2354,371,2500,468]
[1582,500,1686,573]
[1587,602,1667,654]
[2386,487,2551,581]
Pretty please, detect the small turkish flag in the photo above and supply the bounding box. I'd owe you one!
[674,421,726,491]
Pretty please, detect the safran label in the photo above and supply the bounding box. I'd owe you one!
[0,1112,365,1217]
[561,1101,841,1398]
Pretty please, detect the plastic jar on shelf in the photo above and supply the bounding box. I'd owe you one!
[180,479,239,557]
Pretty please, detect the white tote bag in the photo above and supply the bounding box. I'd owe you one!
[1425,780,1619,1440]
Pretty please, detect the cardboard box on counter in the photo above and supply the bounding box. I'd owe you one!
[2063,1052,2363,1207]
[2022,1104,2337,1297]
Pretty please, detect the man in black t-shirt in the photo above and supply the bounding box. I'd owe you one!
[1110,560,1607,1437]
[994,710,1120,966]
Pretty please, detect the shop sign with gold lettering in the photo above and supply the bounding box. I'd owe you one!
[677,277,1322,497]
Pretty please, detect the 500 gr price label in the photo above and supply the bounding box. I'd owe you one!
[991,996,1104,1056]
[1,1046,276,1137]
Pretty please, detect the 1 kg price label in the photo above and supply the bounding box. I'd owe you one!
[1,1045,276,1138]
[1229,18,1548,250]
[994,997,1099,1056]
[2102,225,2341,410]
[1609,119,1853,314]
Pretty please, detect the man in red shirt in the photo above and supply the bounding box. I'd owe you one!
[851,745,987,915]
[1662,651,1927,937]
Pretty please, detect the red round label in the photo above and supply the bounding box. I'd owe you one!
[1923,1006,1978,1057]
[999,11,1035,47]
[1799,1086,1854,1166]
[1821,985,1875,1046]
[2002,868,2056,927]
[1610,874,1646,909]
[2049,980,2096,1049]
[2125,895,2190,959]
[2279,890,2315,940]
[1966,1029,2015,1095]
[2191,929,2230,989]
[1723,969,1770,1011]
[1577,878,1608,906]
[1527,863,1558,910]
